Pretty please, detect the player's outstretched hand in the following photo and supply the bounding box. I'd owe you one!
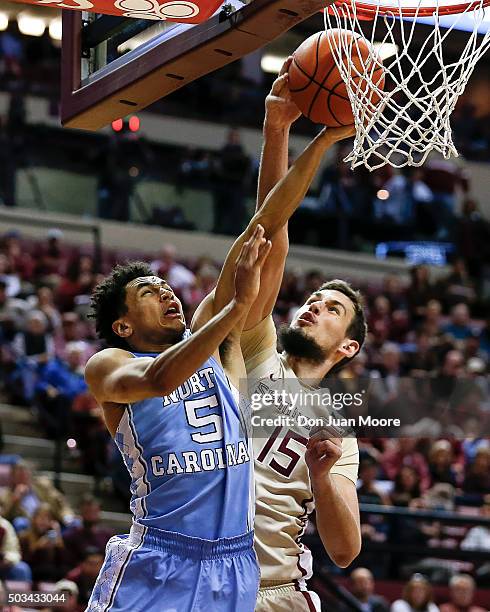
[305,427,343,483]
[234,224,272,309]
[318,124,356,146]
[264,56,301,131]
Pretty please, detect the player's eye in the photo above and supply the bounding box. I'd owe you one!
[329,306,339,314]
[142,290,152,296]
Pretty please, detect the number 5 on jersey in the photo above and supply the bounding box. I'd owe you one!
[185,396,223,444]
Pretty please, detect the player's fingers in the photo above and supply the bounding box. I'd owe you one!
[270,73,288,96]
[249,224,265,248]
[250,237,267,265]
[312,439,342,459]
[236,237,252,265]
[279,55,293,75]
[246,225,265,263]
[256,240,272,268]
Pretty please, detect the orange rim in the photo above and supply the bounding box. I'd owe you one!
[329,0,490,19]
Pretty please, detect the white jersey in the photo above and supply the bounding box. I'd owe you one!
[242,317,359,585]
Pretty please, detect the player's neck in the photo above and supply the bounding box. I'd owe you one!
[285,352,336,387]
[129,339,175,354]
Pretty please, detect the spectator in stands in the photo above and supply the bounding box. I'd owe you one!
[371,343,406,406]
[461,495,490,552]
[19,504,68,582]
[27,286,62,334]
[347,567,390,612]
[463,332,487,367]
[422,156,469,240]
[35,340,88,437]
[10,310,54,403]
[430,350,465,404]
[0,578,23,612]
[428,440,459,487]
[0,515,32,581]
[34,229,67,281]
[0,461,73,526]
[382,274,407,312]
[438,261,476,310]
[212,128,251,235]
[65,547,104,609]
[0,254,21,298]
[274,270,303,322]
[181,260,218,317]
[12,310,54,361]
[462,447,490,496]
[55,312,87,358]
[40,579,80,612]
[479,317,490,360]
[390,466,423,507]
[456,198,490,282]
[369,296,392,340]
[63,495,114,567]
[1,230,34,281]
[358,456,391,506]
[382,439,431,492]
[405,331,439,376]
[440,574,486,612]
[443,304,475,344]
[419,299,443,338]
[374,168,428,229]
[0,279,29,330]
[70,392,109,476]
[150,245,195,293]
[56,256,96,312]
[391,574,440,612]
[406,266,434,322]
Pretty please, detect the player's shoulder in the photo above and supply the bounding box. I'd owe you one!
[247,347,282,380]
[341,435,359,457]
[85,348,134,384]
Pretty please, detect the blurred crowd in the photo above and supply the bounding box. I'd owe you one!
[0,476,114,612]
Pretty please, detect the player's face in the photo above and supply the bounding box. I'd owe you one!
[121,276,186,346]
[291,289,356,356]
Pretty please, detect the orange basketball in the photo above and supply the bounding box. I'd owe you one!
[288,29,385,127]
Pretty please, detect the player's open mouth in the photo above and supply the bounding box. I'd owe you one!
[298,311,316,325]
[163,301,181,318]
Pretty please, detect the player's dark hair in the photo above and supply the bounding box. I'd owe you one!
[89,261,153,348]
[318,279,367,375]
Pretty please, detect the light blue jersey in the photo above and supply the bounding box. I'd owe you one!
[87,340,259,611]
[114,348,254,540]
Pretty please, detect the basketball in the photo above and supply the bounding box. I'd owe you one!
[288,29,385,127]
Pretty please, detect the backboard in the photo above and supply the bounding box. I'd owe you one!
[61,0,331,130]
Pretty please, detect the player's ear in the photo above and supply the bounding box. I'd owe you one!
[112,318,133,339]
[339,339,359,359]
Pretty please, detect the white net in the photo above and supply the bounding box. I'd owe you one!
[324,0,490,170]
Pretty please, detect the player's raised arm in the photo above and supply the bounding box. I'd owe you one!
[209,113,354,324]
[87,227,271,406]
[244,59,299,329]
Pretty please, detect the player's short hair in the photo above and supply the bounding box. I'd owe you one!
[318,279,367,375]
[89,261,153,348]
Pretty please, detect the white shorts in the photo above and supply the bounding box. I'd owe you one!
[255,583,321,612]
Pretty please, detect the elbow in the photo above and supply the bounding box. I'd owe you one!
[329,544,362,569]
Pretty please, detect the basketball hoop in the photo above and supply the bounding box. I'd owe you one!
[324,0,490,170]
